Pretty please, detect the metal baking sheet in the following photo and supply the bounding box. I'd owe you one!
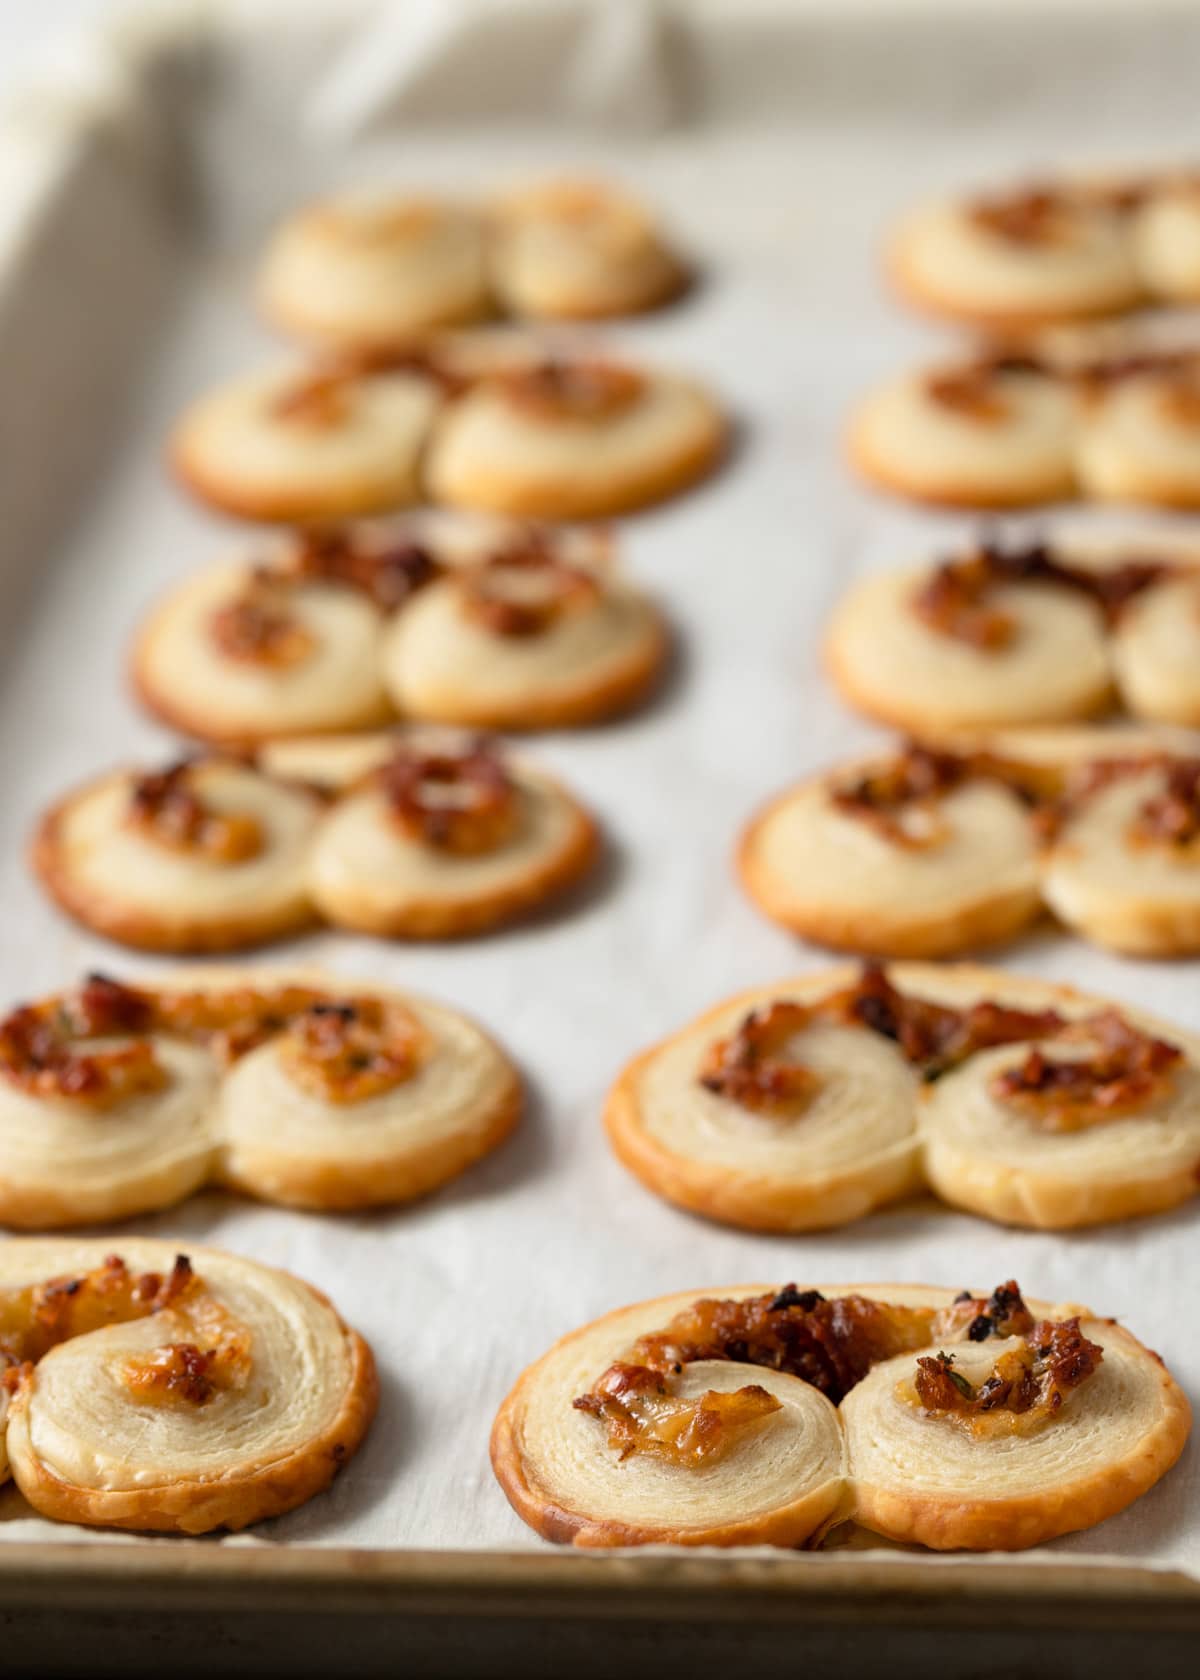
[0,0,1198,1630]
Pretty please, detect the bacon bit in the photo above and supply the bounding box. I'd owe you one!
[968,186,1072,246]
[277,995,426,1105]
[990,1010,1183,1130]
[377,738,520,855]
[830,745,966,848]
[1129,758,1200,852]
[209,580,317,669]
[126,762,264,864]
[911,539,1168,648]
[699,1001,821,1116]
[910,1317,1103,1439]
[496,359,646,423]
[458,535,602,637]
[574,1288,936,1466]
[0,974,167,1108]
[289,527,440,612]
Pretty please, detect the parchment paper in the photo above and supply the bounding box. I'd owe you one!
[0,0,1197,1575]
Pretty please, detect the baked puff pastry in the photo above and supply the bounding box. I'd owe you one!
[258,195,492,352]
[488,179,687,321]
[738,744,1041,958]
[0,1240,376,1533]
[170,358,441,523]
[425,354,726,520]
[890,182,1145,329]
[300,728,600,938]
[380,525,667,729]
[826,532,1200,736]
[0,968,520,1225]
[606,960,1200,1233]
[492,1279,1189,1551]
[32,756,322,953]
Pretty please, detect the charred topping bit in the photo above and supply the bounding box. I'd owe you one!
[277,995,427,1105]
[0,1253,198,1368]
[0,973,165,1108]
[458,535,603,638]
[289,526,440,612]
[990,1010,1183,1131]
[908,1316,1103,1439]
[930,1280,1036,1345]
[496,359,647,423]
[149,983,329,1066]
[910,538,1169,647]
[125,761,264,864]
[573,1288,936,1466]
[377,738,521,855]
[698,1001,821,1116]
[209,578,317,669]
[1129,758,1200,852]
[830,745,967,849]
[119,1264,252,1408]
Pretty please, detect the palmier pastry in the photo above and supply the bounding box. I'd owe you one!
[492,1279,1189,1551]
[826,537,1116,734]
[170,359,441,523]
[0,968,520,1225]
[489,179,687,320]
[32,756,321,953]
[0,1240,376,1532]
[1040,755,1200,955]
[1075,355,1200,508]
[738,744,1040,957]
[889,183,1145,328]
[258,195,492,352]
[607,961,1200,1232]
[425,354,726,519]
[380,526,667,728]
[848,356,1079,508]
[1111,566,1200,724]
[305,729,600,938]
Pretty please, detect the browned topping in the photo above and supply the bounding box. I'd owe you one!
[289,526,440,612]
[118,1264,252,1408]
[277,995,426,1105]
[699,1002,820,1116]
[496,359,646,423]
[1158,371,1200,429]
[126,761,264,864]
[910,1316,1102,1439]
[377,738,520,855]
[911,538,1168,648]
[458,534,602,637]
[0,974,164,1108]
[930,1280,1037,1345]
[968,186,1073,246]
[1129,758,1200,850]
[0,1253,198,1368]
[990,1009,1183,1130]
[574,1287,936,1466]
[271,365,356,427]
[830,745,967,848]
[924,365,1013,422]
[150,983,328,1065]
[696,968,1075,1116]
[209,580,317,669]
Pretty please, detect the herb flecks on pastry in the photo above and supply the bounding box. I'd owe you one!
[907,1311,1103,1441]
[276,996,428,1105]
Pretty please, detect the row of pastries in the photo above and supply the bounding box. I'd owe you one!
[2,168,1195,1557]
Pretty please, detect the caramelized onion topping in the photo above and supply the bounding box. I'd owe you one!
[119,1274,252,1409]
[968,186,1073,246]
[458,535,602,637]
[209,580,317,669]
[989,1009,1183,1130]
[289,526,439,611]
[574,1287,937,1466]
[277,995,426,1105]
[699,1001,820,1116]
[0,975,164,1107]
[1129,758,1200,852]
[496,359,646,423]
[125,761,264,864]
[830,745,966,848]
[909,1315,1103,1439]
[377,738,520,855]
[0,1253,199,1370]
